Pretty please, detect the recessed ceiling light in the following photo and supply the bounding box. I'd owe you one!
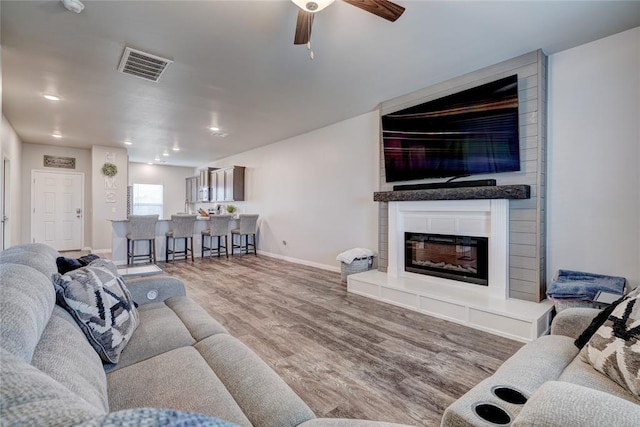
[148,162,154,165]
[42,94,62,101]
[172,147,180,152]
[162,152,169,157]
[123,140,133,145]
[52,132,62,138]
[154,157,161,161]
[209,126,220,132]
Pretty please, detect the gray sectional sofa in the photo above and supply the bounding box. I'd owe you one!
[441,306,640,426]
[0,243,405,426]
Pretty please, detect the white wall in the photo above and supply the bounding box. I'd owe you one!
[129,162,195,219]
[547,27,640,289]
[203,111,380,271]
[92,146,128,252]
[1,115,23,248]
[20,143,92,247]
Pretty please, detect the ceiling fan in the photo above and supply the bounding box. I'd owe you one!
[292,0,405,45]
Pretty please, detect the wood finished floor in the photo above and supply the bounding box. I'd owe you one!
[155,255,522,426]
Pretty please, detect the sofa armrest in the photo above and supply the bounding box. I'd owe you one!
[550,307,601,339]
[513,381,640,427]
[124,276,186,305]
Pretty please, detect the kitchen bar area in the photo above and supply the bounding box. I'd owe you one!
[111,165,256,265]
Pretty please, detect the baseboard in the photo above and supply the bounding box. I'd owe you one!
[91,248,111,254]
[257,250,340,273]
[82,246,92,252]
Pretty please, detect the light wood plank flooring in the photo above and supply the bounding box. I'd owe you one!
[156,255,523,426]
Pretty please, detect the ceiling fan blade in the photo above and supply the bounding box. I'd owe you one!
[342,0,405,22]
[294,9,314,45]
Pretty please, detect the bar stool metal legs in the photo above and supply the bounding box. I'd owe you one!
[201,234,228,258]
[127,238,156,264]
[166,235,194,262]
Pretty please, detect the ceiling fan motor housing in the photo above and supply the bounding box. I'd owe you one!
[292,0,335,13]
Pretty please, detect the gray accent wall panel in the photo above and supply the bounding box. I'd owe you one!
[377,50,547,302]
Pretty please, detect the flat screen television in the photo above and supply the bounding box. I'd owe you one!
[382,74,520,182]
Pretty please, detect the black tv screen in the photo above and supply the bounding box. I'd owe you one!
[382,75,520,182]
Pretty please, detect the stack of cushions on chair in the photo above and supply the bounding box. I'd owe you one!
[1,243,408,427]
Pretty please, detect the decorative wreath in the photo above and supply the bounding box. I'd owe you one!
[101,162,118,177]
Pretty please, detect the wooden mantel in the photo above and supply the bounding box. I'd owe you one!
[373,185,531,203]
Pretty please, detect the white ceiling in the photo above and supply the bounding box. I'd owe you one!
[2,1,639,167]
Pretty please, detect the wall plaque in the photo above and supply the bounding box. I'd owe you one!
[44,155,76,169]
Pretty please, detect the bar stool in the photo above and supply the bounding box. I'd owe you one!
[201,215,232,258]
[231,214,259,256]
[126,215,159,265]
[165,214,197,262]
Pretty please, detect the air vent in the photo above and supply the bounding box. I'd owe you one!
[210,131,229,138]
[117,47,173,83]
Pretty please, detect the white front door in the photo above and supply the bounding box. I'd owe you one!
[32,170,84,251]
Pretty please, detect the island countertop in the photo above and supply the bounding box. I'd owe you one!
[110,215,238,264]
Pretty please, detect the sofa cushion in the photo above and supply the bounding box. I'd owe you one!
[106,297,228,372]
[77,408,238,427]
[512,381,640,427]
[583,293,640,398]
[559,352,637,403]
[109,301,197,371]
[0,348,103,426]
[107,346,252,426]
[165,296,228,340]
[0,263,56,363]
[31,306,109,412]
[53,259,139,363]
[195,334,316,427]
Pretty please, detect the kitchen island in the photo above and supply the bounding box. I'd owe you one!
[110,216,237,265]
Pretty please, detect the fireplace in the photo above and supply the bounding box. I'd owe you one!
[405,232,488,286]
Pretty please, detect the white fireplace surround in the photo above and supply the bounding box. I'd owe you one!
[348,198,553,342]
[388,199,509,298]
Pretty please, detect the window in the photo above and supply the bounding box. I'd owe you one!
[132,184,163,216]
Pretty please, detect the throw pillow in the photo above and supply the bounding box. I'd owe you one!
[52,259,139,364]
[78,254,100,266]
[575,295,627,349]
[56,254,101,274]
[583,293,640,398]
[56,257,83,275]
[575,286,640,349]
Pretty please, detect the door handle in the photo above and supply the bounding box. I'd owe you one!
[76,208,82,219]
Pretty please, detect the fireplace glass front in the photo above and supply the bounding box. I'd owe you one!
[405,232,488,285]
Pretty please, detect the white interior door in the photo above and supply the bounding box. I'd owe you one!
[32,170,84,251]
